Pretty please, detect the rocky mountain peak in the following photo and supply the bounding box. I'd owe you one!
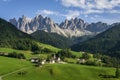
[9,18,17,26]
[60,17,86,30]
[9,15,112,37]
[22,15,26,19]
[86,22,109,32]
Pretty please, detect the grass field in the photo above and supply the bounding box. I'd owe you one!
[0,56,119,80]
[0,48,32,58]
[0,47,83,60]
[0,47,57,59]
[3,64,119,80]
[0,48,120,80]
[0,56,32,76]
[38,43,60,52]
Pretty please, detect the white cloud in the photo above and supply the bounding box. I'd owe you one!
[36,9,120,24]
[88,15,120,24]
[36,9,62,16]
[61,0,86,8]
[36,9,59,16]
[61,0,120,14]
[84,9,104,14]
[65,10,81,20]
[36,9,81,20]
[61,0,120,9]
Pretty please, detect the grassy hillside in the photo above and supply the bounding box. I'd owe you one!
[0,56,31,76]
[38,43,60,52]
[0,46,59,59]
[0,48,32,58]
[0,56,119,80]
[2,63,119,80]
[0,46,82,59]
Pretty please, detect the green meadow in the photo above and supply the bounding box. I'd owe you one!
[0,47,120,80]
[0,56,31,76]
[0,56,119,80]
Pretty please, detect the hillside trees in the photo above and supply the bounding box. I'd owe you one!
[71,23,120,58]
[57,49,75,60]
[0,52,26,59]
[0,18,42,51]
[31,30,72,48]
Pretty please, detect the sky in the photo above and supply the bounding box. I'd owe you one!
[0,0,120,24]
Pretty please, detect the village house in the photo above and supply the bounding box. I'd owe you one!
[31,57,39,63]
[30,54,63,65]
[0,52,9,56]
[52,54,61,63]
[41,60,46,64]
[49,59,55,64]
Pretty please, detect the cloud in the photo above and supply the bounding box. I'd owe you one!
[61,0,120,9]
[36,9,120,23]
[36,9,81,20]
[61,0,120,14]
[65,10,81,19]
[84,9,104,14]
[36,9,59,16]
[61,0,86,8]
[87,14,120,24]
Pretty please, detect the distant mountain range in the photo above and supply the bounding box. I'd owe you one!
[9,15,112,37]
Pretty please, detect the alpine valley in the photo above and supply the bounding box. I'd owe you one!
[1,0,120,80]
[0,15,120,80]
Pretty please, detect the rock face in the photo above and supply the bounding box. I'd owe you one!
[17,15,31,33]
[60,18,87,30]
[9,18,17,27]
[10,15,66,36]
[86,22,109,33]
[59,18,92,37]
[9,15,111,37]
[29,15,65,35]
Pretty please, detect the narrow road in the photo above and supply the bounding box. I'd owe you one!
[0,67,31,80]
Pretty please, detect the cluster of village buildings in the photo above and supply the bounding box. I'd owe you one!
[30,54,65,65]
[0,52,101,65]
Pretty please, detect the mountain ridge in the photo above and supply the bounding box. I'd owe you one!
[9,15,112,37]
